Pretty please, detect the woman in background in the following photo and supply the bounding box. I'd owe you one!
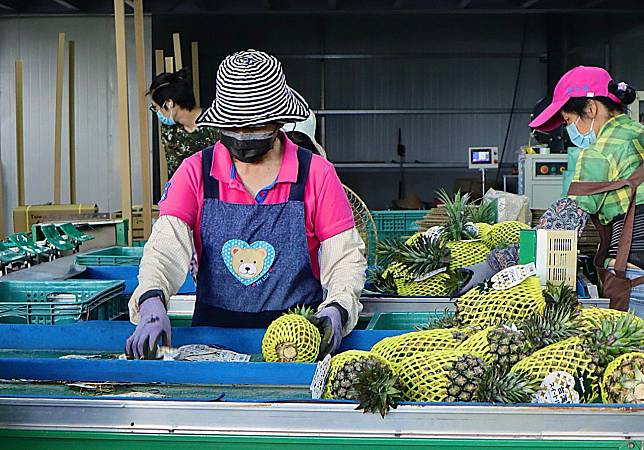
[148,69,220,177]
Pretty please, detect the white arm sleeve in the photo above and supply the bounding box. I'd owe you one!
[128,215,194,324]
[317,227,367,335]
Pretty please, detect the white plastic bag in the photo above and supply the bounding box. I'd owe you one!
[484,188,531,224]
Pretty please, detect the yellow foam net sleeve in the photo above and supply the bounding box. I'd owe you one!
[475,222,493,243]
[456,326,496,365]
[323,350,389,399]
[456,276,545,328]
[371,329,462,366]
[600,351,644,403]
[486,221,530,249]
[511,336,599,401]
[261,314,321,363]
[396,350,465,402]
[446,240,489,269]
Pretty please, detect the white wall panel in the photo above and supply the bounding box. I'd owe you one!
[0,15,152,233]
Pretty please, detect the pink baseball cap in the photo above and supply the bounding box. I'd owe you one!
[529,66,621,132]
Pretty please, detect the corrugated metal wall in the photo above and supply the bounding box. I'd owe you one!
[152,14,548,208]
[0,16,152,234]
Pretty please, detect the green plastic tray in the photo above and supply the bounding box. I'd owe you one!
[0,280,125,325]
[75,246,144,266]
[367,210,427,265]
[366,311,447,330]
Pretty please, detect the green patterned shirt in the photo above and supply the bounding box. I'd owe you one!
[161,124,221,177]
[569,114,644,225]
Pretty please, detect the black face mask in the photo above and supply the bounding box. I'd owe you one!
[220,129,277,163]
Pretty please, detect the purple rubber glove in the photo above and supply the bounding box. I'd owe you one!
[315,306,344,358]
[125,297,171,360]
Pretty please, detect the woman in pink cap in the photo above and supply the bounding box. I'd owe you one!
[464,66,644,315]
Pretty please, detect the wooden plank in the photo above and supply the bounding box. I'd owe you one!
[15,60,25,207]
[164,56,174,73]
[155,50,169,194]
[114,0,133,245]
[133,0,152,238]
[191,41,200,105]
[53,32,65,204]
[155,49,164,76]
[68,40,76,204]
[172,33,182,70]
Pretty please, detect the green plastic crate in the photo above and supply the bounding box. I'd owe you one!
[366,311,447,330]
[75,246,144,266]
[367,210,428,265]
[0,280,125,325]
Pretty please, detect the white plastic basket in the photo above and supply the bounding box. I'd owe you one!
[535,229,578,287]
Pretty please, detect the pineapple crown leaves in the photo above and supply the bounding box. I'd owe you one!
[476,367,537,404]
[376,237,407,266]
[445,268,473,298]
[367,267,398,295]
[285,305,317,322]
[416,309,461,331]
[466,199,496,225]
[542,282,580,316]
[387,234,452,279]
[349,364,402,418]
[586,312,644,366]
[519,308,583,352]
[436,189,478,241]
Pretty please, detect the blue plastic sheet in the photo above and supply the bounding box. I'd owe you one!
[0,322,404,353]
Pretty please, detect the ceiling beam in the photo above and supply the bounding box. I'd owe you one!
[393,0,405,8]
[51,0,81,10]
[459,0,471,8]
[522,0,540,8]
[0,0,21,11]
[585,0,605,6]
[327,0,337,9]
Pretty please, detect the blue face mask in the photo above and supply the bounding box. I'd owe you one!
[156,109,175,126]
[566,117,596,149]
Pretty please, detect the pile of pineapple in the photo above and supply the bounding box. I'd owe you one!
[322,281,644,416]
[261,283,644,417]
[369,190,529,297]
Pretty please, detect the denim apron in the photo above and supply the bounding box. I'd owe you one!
[192,146,323,327]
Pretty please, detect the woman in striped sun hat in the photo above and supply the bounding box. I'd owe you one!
[125,50,366,360]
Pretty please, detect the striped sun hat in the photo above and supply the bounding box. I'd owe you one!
[197,49,310,128]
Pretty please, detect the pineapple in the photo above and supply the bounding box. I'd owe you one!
[324,350,401,417]
[455,276,546,328]
[486,221,530,249]
[512,312,644,401]
[602,352,644,404]
[458,325,530,374]
[370,329,463,366]
[262,306,321,363]
[437,190,489,269]
[396,350,534,403]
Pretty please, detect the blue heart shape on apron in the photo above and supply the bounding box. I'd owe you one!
[221,239,276,286]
